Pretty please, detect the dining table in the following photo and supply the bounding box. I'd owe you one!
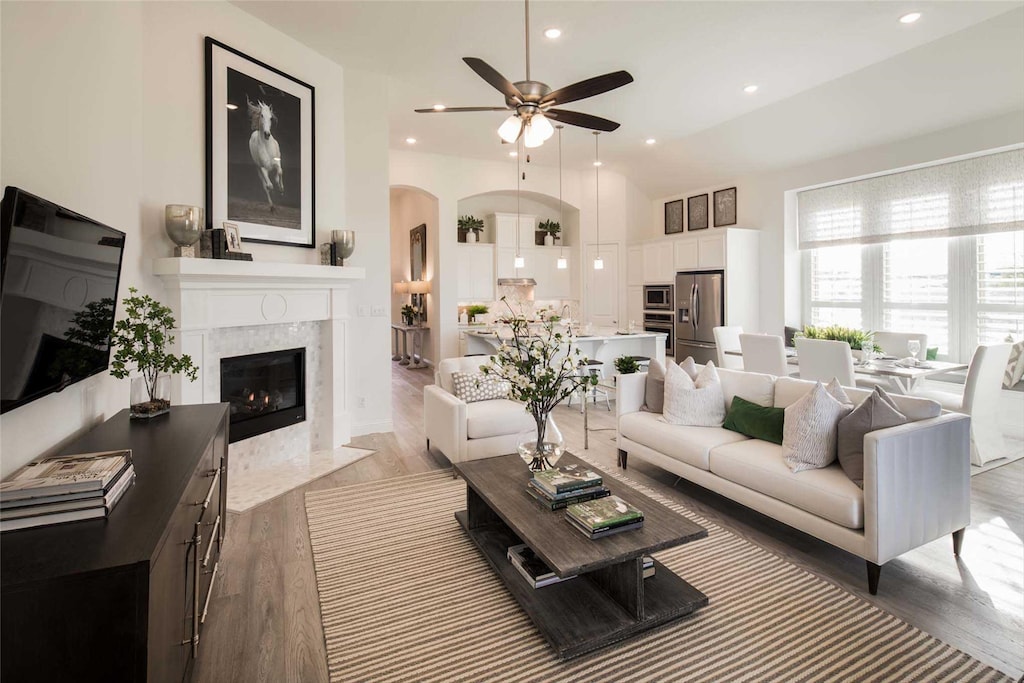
[724,349,967,394]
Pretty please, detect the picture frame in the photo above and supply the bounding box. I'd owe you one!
[223,222,243,252]
[205,37,316,249]
[664,199,684,235]
[687,194,709,231]
[714,187,737,227]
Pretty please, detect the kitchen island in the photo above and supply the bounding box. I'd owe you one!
[464,329,666,367]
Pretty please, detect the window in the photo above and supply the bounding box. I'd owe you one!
[798,149,1024,362]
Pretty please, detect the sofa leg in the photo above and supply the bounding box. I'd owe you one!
[866,561,881,595]
[952,528,965,557]
[617,449,628,468]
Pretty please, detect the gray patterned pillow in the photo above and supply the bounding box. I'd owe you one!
[782,381,853,472]
[450,372,511,403]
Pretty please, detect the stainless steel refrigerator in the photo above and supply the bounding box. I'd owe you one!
[675,270,725,365]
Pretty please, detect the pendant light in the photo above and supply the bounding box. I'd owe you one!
[593,131,604,270]
[556,125,567,269]
[514,137,525,269]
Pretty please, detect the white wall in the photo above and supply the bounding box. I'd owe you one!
[0,1,391,475]
[642,110,1024,336]
[390,150,649,359]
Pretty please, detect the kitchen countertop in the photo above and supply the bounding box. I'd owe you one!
[465,329,665,341]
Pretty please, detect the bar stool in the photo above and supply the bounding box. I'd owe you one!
[627,355,651,371]
[568,359,612,412]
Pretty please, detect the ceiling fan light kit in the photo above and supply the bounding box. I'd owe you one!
[415,0,633,148]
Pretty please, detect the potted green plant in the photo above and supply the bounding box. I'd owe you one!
[109,287,198,418]
[798,325,880,356]
[458,215,484,243]
[538,219,561,246]
[466,304,489,323]
[614,355,640,375]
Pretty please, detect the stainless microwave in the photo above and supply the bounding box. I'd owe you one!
[643,284,673,310]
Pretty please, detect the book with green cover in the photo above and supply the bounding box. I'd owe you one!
[531,464,602,496]
[525,483,610,510]
[566,495,643,532]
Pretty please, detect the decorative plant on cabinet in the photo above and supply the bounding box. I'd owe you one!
[538,219,561,246]
[458,215,484,243]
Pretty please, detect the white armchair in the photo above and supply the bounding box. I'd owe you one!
[423,356,563,466]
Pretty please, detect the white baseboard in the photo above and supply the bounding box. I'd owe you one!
[350,419,394,438]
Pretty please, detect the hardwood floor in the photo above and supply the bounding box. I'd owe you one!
[194,363,1024,682]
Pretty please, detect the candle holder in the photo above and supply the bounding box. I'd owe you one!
[332,230,355,266]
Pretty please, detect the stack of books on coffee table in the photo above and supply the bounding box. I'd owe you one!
[526,465,610,510]
[0,450,135,532]
[565,495,644,539]
[507,543,576,588]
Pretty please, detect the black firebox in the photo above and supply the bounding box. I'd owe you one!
[220,348,306,443]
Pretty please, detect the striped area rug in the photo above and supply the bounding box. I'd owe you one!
[305,469,1012,682]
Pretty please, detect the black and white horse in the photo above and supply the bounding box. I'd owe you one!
[247,96,284,213]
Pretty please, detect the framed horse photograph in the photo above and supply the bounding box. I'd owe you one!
[205,37,315,248]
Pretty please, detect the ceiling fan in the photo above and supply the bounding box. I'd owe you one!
[414,0,634,148]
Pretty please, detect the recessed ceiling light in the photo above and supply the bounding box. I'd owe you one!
[509,151,518,157]
[645,138,656,145]
[433,104,446,111]
[743,85,759,94]
[593,161,603,167]
[225,103,238,110]
[544,28,561,39]
[899,12,921,24]
[405,137,417,144]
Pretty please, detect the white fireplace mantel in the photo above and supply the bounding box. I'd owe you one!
[153,257,366,449]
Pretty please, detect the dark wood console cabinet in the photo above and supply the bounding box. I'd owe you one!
[1,404,229,683]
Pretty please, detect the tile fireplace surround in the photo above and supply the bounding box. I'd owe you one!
[153,258,365,451]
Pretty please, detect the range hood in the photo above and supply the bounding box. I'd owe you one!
[497,277,537,286]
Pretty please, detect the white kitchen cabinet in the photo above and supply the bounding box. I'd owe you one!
[643,241,675,283]
[496,246,536,281]
[673,239,699,270]
[627,246,644,286]
[493,213,536,249]
[456,243,495,301]
[627,285,643,329]
[697,234,726,269]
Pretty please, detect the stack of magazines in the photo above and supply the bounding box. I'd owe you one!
[565,495,644,539]
[526,465,610,510]
[506,544,576,589]
[0,450,135,532]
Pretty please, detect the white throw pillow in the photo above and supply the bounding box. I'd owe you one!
[663,361,726,427]
[782,381,853,472]
[825,377,852,405]
[678,356,699,380]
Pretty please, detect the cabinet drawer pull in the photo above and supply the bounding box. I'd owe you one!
[194,468,221,510]
[201,561,219,625]
[203,515,221,568]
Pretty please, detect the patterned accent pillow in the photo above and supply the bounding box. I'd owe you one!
[450,372,511,403]
[662,361,726,427]
[782,381,854,473]
[1004,339,1024,389]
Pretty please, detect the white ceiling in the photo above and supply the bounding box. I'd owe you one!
[236,1,1024,197]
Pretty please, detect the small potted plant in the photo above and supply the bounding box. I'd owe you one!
[109,287,198,418]
[466,304,489,323]
[798,325,879,359]
[537,219,561,246]
[614,355,640,375]
[458,215,484,243]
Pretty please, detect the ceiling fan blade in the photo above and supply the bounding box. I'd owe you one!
[540,71,634,107]
[546,109,620,132]
[463,57,524,103]
[414,106,511,113]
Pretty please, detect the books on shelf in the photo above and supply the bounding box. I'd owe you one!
[0,450,135,532]
[531,464,603,497]
[565,495,644,539]
[525,481,611,510]
[643,555,655,579]
[507,544,575,589]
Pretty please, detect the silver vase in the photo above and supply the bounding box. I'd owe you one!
[165,205,203,257]
[332,230,355,266]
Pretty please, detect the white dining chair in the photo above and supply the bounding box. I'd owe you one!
[873,331,929,360]
[795,337,856,387]
[739,333,788,376]
[914,343,1012,466]
[713,326,744,370]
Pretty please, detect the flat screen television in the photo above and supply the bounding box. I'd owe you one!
[0,187,126,414]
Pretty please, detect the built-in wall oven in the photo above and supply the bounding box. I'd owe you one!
[643,284,673,311]
[643,311,674,356]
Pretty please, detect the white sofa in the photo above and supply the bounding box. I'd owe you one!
[423,356,562,466]
[615,367,971,594]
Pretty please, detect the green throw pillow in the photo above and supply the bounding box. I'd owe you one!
[723,396,785,445]
[926,347,938,361]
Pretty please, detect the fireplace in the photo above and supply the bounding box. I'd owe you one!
[221,348,306,443]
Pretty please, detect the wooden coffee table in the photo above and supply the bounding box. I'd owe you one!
[454,452,708,659]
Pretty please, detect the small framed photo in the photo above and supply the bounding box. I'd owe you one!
[687,194,709,231]
[223,222,243,252]
[665,199,684,235]
[714,187,737,227]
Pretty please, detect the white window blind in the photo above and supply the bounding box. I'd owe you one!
[798,148,1024,249]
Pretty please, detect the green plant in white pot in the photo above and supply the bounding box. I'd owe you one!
[538,219,561,246]
[458,215,484,243]
[109,287,198,418]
